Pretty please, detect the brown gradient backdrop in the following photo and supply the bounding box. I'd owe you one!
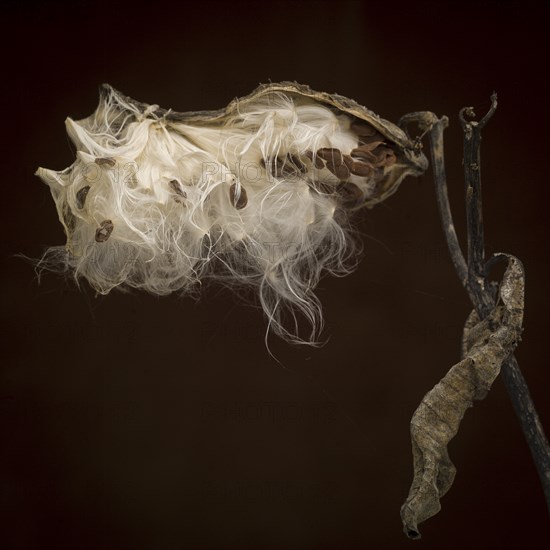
[2,1,549,548]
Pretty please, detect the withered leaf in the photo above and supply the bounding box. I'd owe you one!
[400,255,525,539]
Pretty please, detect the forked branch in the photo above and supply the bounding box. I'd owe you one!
[398,98,550,538]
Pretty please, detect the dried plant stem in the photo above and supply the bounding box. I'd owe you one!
[430,97,550,513]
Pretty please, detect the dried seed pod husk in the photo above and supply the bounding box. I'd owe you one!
[103,81,427,208]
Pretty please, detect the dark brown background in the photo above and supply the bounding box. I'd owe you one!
[2,1,549,548]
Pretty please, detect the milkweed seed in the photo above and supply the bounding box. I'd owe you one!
[358,132,386,146]
[305,151,326,169]
[95,220,114,242]
[230,183,248,209]
[336,181,364,208]
[76,186,90,209]
[343,155,374,177]
[317,148,343,165]
[262,156,304,179]
[372,146,397,167]
[308,180,332,195]
[169,179,186,196]
[326,159,350,180]
[351,145,378,162]
[169,179,187,202]
[351,120,377,137]
[286,153,307,173]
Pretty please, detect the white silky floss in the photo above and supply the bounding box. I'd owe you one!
[36,83,426,344]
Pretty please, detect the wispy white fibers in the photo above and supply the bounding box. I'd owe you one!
[35,84,426,345]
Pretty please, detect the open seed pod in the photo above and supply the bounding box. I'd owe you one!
[35,82,427,343]
[87,81,427,208]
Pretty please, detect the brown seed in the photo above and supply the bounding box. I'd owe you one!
[313,156,325,169]
[372,146,397,167]
[350,144,379,162]
[272,158,285,178]
[281,162,299,178]
[169,179,187,201]
[305,151,326,170]
[286,153,307,173]
[94,157,116,167]
[63,201,76,233]
[351,120,377,137]
[335,181,364,208]
[76,186,90,209]
[326,159,350,180]
[262,156,302,179]
[308,179,333,196]
[230,183,248,209]
[354,140,385,153]
[316,148,343,165]
[351,162,374,177]
[95,220,114,242]
[343,155,374,177]
[358,132,386,147]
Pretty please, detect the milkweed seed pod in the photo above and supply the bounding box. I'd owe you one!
[36,81,427,344]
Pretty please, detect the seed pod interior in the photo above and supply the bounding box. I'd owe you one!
[35,82,427,344]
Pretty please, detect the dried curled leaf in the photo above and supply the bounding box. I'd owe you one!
[400,255,525,539]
